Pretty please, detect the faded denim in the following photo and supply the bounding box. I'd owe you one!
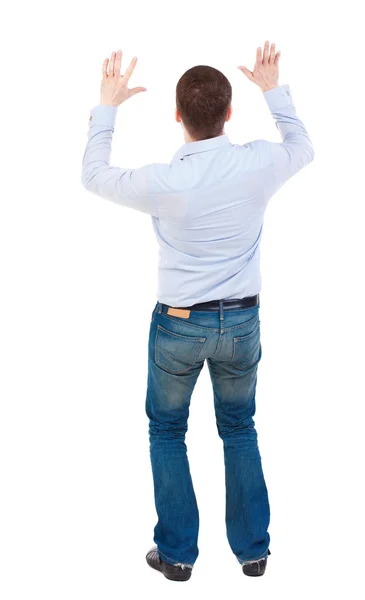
[145,299,270,567]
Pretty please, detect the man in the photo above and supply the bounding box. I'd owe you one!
[81,41,314,582]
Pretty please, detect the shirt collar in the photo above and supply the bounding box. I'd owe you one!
[171,133,231,162]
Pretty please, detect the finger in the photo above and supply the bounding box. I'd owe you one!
[129,86,147,96]
[109,51,116,76]
[274,50,281,64]
[238,66,254,81]
[256,46,262,64]
[269,42,276,63]
[114,49,122,76]
[124,56,138,81]
[102,58,109,78]
[263,40,270,64]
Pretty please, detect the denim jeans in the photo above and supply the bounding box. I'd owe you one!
[145,299,270,567]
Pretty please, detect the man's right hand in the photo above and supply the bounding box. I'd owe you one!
[238,41,280,93]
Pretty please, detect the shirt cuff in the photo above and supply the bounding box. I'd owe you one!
[88,104,118,129]
[263,84,293,111]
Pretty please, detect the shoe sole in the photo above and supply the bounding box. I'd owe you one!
[163,572,191,581]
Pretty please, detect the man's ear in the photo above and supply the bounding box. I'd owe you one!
[175,107,181,123]
[226,105,233,122]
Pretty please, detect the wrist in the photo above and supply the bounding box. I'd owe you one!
[100,100,119,107]
[261,84,278,93]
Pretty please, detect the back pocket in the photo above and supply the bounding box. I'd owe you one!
[155,325,206,375]
[230,319,261,371]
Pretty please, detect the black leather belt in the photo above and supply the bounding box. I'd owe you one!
[166,294,259,312]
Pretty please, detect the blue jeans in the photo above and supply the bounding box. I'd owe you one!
[145,299,270,567]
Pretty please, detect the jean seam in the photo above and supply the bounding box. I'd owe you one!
[158,311,219,331]
[156,323,207,342]
[157,310,259,333]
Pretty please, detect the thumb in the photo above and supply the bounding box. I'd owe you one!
[238,66,253,81]
[130,86,147,96]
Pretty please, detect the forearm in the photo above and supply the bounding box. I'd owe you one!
[263,84,314,167]
[81,104,119,190]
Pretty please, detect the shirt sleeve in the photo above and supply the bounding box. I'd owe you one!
[81,104,173,217]
[245,84,315,191]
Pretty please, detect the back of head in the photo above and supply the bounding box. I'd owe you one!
[176,65,232,142]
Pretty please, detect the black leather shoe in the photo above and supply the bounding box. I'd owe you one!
[242,549,270,577]
[146,547,192,581]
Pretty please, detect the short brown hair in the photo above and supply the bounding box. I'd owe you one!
[176,65,232,141]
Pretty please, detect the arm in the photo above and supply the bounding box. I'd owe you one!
[238,41,314,181]
[81,103,168,216]
[261,83,314,176]
[81,48,173,217]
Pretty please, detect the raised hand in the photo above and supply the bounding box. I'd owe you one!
[100,49,147,107]
[238,41,280,93]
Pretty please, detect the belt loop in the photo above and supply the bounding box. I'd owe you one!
[157,302,162,314]
[219,299,224,322]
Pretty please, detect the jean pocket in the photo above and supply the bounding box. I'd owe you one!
[155,324,206,375]
[230,319,261,372]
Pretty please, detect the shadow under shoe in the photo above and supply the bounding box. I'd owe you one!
[242,549,271,577]
[146,547,192,582]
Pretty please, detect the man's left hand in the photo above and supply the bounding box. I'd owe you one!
[100,49,147,107]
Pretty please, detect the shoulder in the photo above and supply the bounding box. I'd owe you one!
[237,140,276,169]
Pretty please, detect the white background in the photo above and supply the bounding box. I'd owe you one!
[1,0,364,598]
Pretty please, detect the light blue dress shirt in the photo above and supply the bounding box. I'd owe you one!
[82,84,314,307]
